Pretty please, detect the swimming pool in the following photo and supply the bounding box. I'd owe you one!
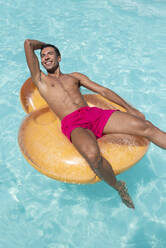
[0,0,166,247]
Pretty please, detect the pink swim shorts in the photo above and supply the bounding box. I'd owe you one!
[61,106,117,142]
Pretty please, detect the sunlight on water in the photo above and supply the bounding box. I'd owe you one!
[0,0,166,247]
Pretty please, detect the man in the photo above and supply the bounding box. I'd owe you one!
[24,39,166,209]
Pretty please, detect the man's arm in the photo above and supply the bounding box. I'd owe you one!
[24,39,46,85]
[72,72,145,119]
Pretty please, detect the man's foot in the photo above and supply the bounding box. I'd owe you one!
[114,181,135,209]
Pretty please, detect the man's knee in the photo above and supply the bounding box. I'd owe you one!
[84,146,101,169]
[142,120,153,136]
[71,128,101,169]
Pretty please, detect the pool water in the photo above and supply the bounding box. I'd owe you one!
[0,0,166,247]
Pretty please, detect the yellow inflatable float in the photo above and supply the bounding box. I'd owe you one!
[18,78,149,184]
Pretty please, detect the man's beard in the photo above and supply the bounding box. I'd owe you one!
[45,63,59,73]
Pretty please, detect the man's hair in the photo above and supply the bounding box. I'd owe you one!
[40,44,61,57]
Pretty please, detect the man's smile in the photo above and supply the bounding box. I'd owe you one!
[44,61,53,66]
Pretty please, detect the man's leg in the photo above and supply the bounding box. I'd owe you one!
[71,127,135,208]
[103,111,166,149]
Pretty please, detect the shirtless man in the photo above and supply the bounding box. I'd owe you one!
[24,39,166,209]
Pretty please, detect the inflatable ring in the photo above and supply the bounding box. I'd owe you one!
[18,78,149,184]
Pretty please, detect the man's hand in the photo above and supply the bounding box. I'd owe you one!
[24,39,46,51]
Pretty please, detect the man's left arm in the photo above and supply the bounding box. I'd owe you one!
[72,72,145,120]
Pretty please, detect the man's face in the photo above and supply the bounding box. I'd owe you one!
[41,47,60,73]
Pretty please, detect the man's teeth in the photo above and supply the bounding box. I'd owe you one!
[45,61,52,65]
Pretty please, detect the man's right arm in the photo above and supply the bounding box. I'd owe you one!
[24,39,46,85]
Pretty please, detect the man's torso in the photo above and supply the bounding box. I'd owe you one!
[36,72,88,119]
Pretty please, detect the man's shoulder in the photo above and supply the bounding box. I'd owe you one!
[69,72,81,76]
[69,72,87,79]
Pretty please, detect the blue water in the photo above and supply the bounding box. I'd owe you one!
[1,0,166,247]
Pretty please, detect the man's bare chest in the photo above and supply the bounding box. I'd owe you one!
[39,75,80,97]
